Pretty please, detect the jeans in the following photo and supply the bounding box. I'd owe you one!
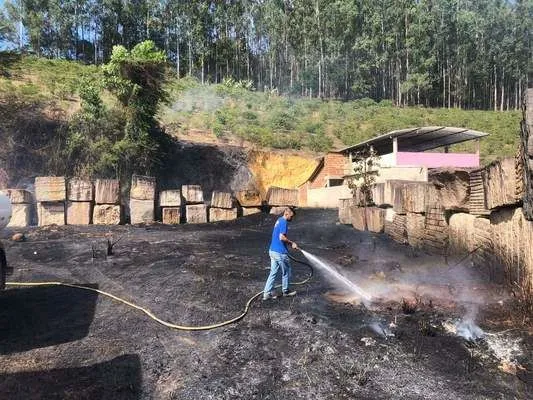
[264,250,292,295]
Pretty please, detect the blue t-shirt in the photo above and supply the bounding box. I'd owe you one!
[269,216,288,254]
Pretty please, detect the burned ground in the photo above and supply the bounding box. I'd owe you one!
[0,209,531,399]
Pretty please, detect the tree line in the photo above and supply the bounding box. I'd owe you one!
[1,0,531,110]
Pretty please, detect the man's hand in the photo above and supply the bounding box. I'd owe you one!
[291,242,299,250]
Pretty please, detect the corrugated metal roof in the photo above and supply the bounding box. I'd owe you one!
[338,126,489,154]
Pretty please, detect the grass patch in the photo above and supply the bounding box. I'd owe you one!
[0,53,522,163]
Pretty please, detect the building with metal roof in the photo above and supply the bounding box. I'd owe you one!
[339,126,489,170]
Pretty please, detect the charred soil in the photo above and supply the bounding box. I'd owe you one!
[0,209,531,399]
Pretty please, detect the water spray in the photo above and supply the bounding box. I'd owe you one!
[299,249,373,303]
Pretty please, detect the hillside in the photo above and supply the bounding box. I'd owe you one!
[0,54,523,188]
[160,78,521,163]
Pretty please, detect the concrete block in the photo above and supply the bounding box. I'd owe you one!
[35,177,66,202]
[67,201,92,225]
[162,207,181,224]
[186,204,207,223]
[130,199,154,224]
[182,185,204,204]
[95,179,120,204]
[242,207,262,216]
[5,189,32,204]
[93,204,121,225]
[68,179,94,201]
[209,207,237,222]
[37,202,65,226]
[7,203,31,227]
[159,190,182,207]
[130,175,156,200]
[211,191,233,209]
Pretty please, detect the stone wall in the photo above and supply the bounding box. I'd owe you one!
[338,93,533,292]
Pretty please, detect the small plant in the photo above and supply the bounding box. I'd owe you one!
[401,297,420,314]
[347,147,380,208]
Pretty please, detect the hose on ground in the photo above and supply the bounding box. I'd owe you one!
[5,252,313,331]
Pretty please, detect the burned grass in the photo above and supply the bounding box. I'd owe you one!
[0,209,531,399]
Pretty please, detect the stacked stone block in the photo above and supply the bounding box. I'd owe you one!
[160,190,182,224]
[129,175,156,224]
[267,187,298,214]
[93,179,121,225]
[5,189,32,227]
[67,179,93,225]
[183,185,207,223]
[35,177,66,226]
[423,206,449,255]
[235,190,263,216]
[209,191,237,222]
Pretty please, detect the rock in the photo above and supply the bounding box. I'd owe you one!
[209,207,237,222]
[95,179,120,204]
[472,217,493,269]
[483,158,520,210]
[350,206,366,231]
[66,201,92,225]
[130,175,156,200]
[7,204,31,227]
[422,206,449,255]
[448,213,476,253]
[490,207,533,289]
[130,199,154,224]
[402,182,429,213]
[159,190,182,207]
[468,169,489,215]
[406,212,425,249]
[266,187,298,206]
[5,189,32,204]
[211,191,233,209]
[93,204,121,225]
[11,233,25,242]
[429,169,469,211]
[235,190,263,207]
[186,204,207,223]
[67,179,94,202]
[35,177,66,202]
[182,185,204,204]
[242,207,262,216]
[384,213,407,244]
[162,207,181,224]
[37,202,65,226]
[365,207,385,233]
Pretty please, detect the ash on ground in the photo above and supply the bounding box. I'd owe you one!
[0,209,530,399]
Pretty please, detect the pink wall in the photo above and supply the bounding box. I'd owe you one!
[396,152,479,168]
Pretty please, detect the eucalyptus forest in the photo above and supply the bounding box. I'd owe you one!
[1,0,531,110]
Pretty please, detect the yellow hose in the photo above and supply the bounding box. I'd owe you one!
[5,255,313,331]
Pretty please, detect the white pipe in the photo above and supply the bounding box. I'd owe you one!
[0,193,12,230]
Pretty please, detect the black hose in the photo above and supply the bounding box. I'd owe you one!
[288,251,314,282]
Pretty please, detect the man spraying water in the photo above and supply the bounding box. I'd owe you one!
[262,207,299,300]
